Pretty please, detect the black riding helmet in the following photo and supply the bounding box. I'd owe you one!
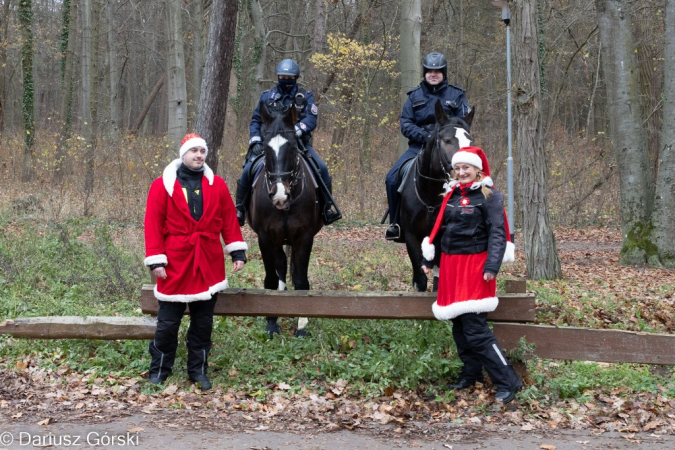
[276,59,300,77]
[422,52,447,80]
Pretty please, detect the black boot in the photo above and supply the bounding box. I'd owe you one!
[321,180,341,225]
[446,375,485,390]
[235,181,250,227]
[385,224,401,240]
[187,342,213,390]
[148,340,176,385]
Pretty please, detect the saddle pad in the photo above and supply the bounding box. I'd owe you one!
[396,158,417,194]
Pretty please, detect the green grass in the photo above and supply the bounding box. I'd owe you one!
[1,212,675,404]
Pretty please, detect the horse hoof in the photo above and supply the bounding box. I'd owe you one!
[266,323,281,339]
[294,329,311,338]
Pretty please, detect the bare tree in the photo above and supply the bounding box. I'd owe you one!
[195,0,238,174]
[167,0,188,152]
[0,0,12,133]
[512,0,561,279]
[55,0,77,182]
[651,0,675,267]
[399,0,421,156]
[107,0,119,139]
[595,0,653,264]
[19,0,35,182]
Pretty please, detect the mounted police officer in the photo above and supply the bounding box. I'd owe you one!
[235,59,341,226]
[384,52,471,241]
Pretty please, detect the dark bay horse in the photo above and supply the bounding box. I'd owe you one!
[399,100,474,292]
[248,103,323,337]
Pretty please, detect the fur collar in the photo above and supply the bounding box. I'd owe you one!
[162,159,214,196]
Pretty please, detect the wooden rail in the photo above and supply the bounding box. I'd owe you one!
[140,285,537,322]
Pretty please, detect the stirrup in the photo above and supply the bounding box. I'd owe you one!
[385,224,401,240]
[322,207,342,225]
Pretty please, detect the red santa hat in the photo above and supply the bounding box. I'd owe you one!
[422,146,514,264]
[179,133,208,159]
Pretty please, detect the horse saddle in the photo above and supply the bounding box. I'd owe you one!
[396,158,417,194]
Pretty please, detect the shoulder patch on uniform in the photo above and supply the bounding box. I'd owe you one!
[310,104,318,115]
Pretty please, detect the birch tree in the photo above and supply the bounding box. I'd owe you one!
[512,0,561,279]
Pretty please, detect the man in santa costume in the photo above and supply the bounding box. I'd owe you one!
[144,133,247,390]
[421,146,521,403]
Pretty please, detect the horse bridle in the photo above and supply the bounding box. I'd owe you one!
[415,122,459,184]
[263,143,303,209]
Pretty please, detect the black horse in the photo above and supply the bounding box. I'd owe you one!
[398,100,474,292]
[248,103,323,337]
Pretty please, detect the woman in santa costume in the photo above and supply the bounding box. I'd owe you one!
[144,133,247,390]
[421,146,521,403]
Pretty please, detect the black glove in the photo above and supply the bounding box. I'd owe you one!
[249,142,263,157]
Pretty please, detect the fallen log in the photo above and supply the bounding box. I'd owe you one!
[140,286,537,322]
[494,323,675,365]
[0,317,156,340]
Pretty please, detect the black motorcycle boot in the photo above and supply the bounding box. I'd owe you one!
[321,180,341,225]
[235,181,250,227]
[148,340,176,385]
[187,342,213,390]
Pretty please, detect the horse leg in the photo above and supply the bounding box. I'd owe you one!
[259,237,282,338]
[290,238,314,337]
[275,247,288,291]
[405,236,428,292]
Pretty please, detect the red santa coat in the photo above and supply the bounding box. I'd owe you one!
[144,159,247,302]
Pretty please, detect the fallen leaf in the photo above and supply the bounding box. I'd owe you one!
[12,412,23,419]
[540,445,556,450]
[277,383,291,390]
[127,427,144,433]
[38,418,52,426]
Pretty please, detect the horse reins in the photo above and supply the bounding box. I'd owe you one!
[413,123,460,211]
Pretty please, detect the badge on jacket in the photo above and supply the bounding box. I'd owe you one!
[310,104,318,115]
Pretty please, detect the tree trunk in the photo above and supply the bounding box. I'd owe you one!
[196,0,238,174]
[512,0,561,280]
[189,0,204,124]
[398,0,421,156]
[307,0,325,88]
[107,0,119,139]
[167,0,188,154]
[54,0,77,182]
[652,0,675,267]
[19,0,35,182]
[129,74,166,135]
[0,0,13,134]
[249,0,266,107]
[81,0,100,204]
[595,0,653,264]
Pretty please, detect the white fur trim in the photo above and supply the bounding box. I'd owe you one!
[443,179,459,193]
[154,279,228,303]
[179,137,208,158]
[144,254,167,266]
[225,241,248,254]
[503,241,515,263]
[432,296,499,320]
[451,150,482,170]
[162,159,215,196]
[422,236,435,261]
[482,176,494,187]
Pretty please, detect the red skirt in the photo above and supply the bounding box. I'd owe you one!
[432,252,499,320]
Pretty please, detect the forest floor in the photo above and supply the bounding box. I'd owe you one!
[1,225,675,449]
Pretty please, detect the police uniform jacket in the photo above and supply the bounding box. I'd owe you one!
[249,84,318,144]
[400,80,470,149]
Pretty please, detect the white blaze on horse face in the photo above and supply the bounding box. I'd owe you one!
[268,134,288,158]
[455,128,472,149]
[273,182,288,207]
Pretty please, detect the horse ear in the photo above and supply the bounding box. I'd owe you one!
[259,101,273,125]
[462,106,475,128]
[435,100,450,126]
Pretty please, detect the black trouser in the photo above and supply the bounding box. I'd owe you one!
[451,312,521,391]
[149,296,217,381]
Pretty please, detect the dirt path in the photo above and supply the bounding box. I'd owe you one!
[2,414,675,449]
